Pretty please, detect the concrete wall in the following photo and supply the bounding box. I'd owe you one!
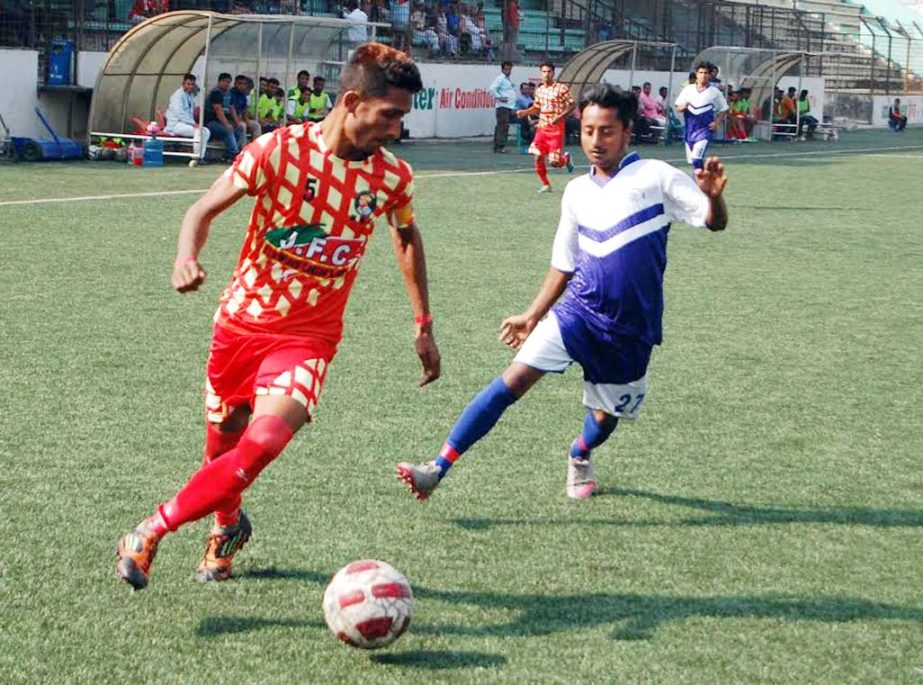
[0,50,41,138]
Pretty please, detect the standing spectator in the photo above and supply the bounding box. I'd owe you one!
[674,62,728,169]
[390,0,412,53]
[204,72,244,163]
[306,76,333,123]
[502,0,520,60]
[516,62,575,193]
[797,89,818,139]
[488,61,516,153]
[164,73,210,160]
[342,0,368,49]
[889,98,908,132]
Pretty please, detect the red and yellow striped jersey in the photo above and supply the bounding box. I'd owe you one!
[217,123,414,345]
[534,82,574,132]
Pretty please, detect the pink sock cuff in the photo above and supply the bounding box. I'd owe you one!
[438,442,461,463]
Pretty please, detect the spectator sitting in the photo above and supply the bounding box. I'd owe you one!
[436,7,458,56]
[287,69,310,107]
[287,85,312,124]
[413,4,440,55]
[128,0,168,24]
[475,5,496,60]
[257,79,284,132]
[638,81,666,133]
[232,74,260,141]
[889,97,908,132]
[797,89,818,139]
[514,81,536,143]
[163,73,210,160]
[306,76,333,123]
[204,72,245,163]
[629,84,654,143]
[390,0,412,53]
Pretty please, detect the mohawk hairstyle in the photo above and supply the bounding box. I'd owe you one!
[340,42,423,98]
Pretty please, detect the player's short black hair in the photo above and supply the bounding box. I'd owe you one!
[578,82,637,128]
[183,73,196,81]
[297,69,310,79]
[234,74,247,82]
[694,61,709,72]
[268,77,280,85]
[218,72,232,82]
[540,61,555,71]
[340,42,423,97]
[501,60,513,69]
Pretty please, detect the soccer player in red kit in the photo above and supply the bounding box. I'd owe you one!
[516,62,575,193]
[116,43,441,590]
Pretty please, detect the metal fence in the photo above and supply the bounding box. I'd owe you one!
[3,0,922,94]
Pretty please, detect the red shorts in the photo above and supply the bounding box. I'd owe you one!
[205,324,336,422]
[529,125,565,162]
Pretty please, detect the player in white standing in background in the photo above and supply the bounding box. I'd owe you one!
[398,83,729,501]
[674,62,729,170]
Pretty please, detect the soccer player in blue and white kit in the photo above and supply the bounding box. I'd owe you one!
[397,83,728,501]
[675,62,729,170]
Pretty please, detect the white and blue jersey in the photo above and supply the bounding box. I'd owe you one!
[548,152,710,384]
[674,83,728,167]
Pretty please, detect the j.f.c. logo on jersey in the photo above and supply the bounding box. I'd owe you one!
[264,223,365,278]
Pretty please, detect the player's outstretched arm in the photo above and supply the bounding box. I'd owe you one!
[499,267,571,349]
[389,220,441,387]
[695,156,729,232]
[172,172,247,293]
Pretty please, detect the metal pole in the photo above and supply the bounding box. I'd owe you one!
[629,40,636,90]
[283,19,296,126]
[256,22,263,107]
[193,16,212,159]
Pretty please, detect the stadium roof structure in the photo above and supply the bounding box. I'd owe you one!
[557,40,679,99]
[89,11,387,140]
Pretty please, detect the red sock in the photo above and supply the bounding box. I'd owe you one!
[154,415,293,534]
[204,423,245,528]
[535,156,550,186]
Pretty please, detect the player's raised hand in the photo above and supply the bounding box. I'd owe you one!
[172,257,206,293]
[499,314,535,349]
[694,156,728,198]
[414,332,441,386]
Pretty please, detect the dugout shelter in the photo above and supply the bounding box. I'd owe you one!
[88,11,387,158]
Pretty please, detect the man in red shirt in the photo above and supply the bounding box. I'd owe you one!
[116,43,441,591]
[516,62,575,193]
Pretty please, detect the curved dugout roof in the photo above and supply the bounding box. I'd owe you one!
[557,40,678,98]
[90,11,387,136]
[693,47,815,120]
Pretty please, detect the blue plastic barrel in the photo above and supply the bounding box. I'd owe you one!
[143,137,164,167]
[47,39,75,86]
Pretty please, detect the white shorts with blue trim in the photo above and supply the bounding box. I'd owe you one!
[685,138,710,166]
[513,311,650,419]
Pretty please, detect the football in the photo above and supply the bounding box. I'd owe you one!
[322,559,413,649]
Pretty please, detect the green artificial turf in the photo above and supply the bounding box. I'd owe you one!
[1,130,922,683]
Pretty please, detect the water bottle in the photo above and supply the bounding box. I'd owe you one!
[128,142,142,166]
[143,136,164,167]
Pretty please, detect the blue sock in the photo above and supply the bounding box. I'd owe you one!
[434,377,518,477]
[569,411,618,459]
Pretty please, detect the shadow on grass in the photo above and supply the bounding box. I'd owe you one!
[370,650,506,669]
[222,566,923,641]
[198,615,322,637]
[452,486,923,531]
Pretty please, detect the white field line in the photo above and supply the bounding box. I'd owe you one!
[2,143,923,208]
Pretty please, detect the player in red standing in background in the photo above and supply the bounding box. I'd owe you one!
[115,43,441,591]
[516,62,575,193]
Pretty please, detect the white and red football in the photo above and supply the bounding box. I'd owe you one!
[322,559,414,649]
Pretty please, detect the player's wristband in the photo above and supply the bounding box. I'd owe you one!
[414,313,433,326]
